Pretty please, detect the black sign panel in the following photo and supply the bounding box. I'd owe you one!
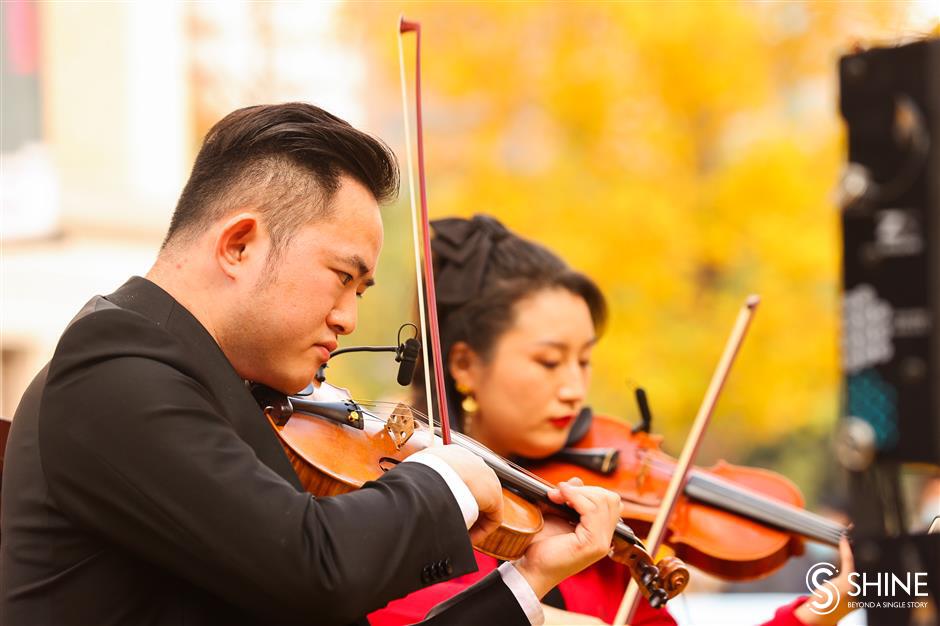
[839,39,940,465]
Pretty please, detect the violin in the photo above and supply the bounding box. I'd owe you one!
[528,412,848,581]
[251,383,690,609]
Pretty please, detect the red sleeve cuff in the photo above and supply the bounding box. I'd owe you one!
[760,596,811,626]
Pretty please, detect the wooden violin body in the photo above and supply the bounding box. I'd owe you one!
[528,414,846,581]
[273,399,544,562]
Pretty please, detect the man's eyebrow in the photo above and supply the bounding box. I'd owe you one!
[338,254,376,287]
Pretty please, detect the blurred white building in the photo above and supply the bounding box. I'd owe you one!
[1,2,365,417]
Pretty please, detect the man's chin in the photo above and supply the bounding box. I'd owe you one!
[287,374,317,395]
[253,371,315,396]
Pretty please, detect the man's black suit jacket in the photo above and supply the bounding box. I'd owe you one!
[0,277,528,626]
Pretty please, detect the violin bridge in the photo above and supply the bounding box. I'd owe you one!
[636,453,651,491]
[385,403,416,450]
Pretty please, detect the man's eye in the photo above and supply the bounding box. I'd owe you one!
[338,271,353,286]
[538,360,561,370]
[579,360,591,369]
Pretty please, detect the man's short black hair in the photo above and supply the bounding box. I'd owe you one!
[162,102,399,260]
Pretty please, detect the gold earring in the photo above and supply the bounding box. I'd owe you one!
[461,394,478,415]
[455,382,478,421]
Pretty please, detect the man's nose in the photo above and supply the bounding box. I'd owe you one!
[327,293,358,336]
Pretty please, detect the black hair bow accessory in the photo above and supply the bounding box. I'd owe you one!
[430,215,509,306]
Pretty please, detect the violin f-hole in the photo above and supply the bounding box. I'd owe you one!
[378,457,401,473]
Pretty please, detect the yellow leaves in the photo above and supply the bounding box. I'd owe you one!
[341,1,915,471]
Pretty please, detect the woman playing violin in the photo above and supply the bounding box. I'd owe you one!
[369,215,856,626]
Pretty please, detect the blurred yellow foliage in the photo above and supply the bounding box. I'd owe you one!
[339,2,927,493]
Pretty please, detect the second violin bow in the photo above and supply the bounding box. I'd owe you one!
[614,295,761,625]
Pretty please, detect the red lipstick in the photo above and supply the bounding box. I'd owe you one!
[548,415,573,429]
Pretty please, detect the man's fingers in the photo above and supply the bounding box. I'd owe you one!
[557,482,620,518]
[469,513,501,544]
[533,515,574,541]
[514,485,625,597]
[476,491,503,528]
[546,480,588,506]
[476,485,503,516]
[556,484,621,556]
[557,483,598,514]
[470,467,503,544]
[420,444,509,546]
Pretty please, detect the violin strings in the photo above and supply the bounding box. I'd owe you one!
[361,399,568,502]
[351,400,826,547]
[691,472,845,544]
[627,455,845,544]
[687,469,844,544]
[357,400,645,549]
[354,401,620,518]
[684,474,845,545]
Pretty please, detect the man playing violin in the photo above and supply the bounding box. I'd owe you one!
[0,103,625,626]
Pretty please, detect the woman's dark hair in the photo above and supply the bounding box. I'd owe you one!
[418,215,607,430]
[162,102,399,266]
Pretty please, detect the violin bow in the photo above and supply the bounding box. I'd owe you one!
[613,295,760,626]
[397,16,452,446]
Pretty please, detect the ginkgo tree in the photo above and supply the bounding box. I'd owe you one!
[337,2,924,501]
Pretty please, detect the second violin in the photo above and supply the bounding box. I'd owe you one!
[529,411,847,581]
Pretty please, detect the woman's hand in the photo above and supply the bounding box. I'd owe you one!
[794,535,857,625]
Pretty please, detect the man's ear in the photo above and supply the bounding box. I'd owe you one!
[448,341,484,392]
[215,213,266,280]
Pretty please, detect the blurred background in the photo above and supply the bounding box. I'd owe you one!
[2,2,939,623]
